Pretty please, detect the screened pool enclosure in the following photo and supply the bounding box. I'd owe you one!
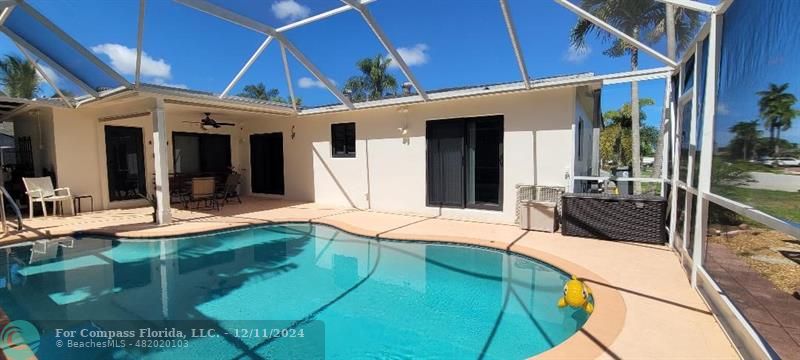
[0,0,798,359]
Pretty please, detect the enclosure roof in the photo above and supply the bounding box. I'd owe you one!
[0,0,717,113]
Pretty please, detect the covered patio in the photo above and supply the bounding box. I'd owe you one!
[1,0,798,358]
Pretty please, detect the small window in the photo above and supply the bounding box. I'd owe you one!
[331,122,356,158]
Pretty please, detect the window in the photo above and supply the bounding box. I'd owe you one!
[331,122,356,158]
[427,116,503,210]
[172,132,231,174]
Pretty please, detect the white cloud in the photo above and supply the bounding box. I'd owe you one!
[716,102,731,115]
[91,43,171,79]
[36,63,59,85]
[298,76,334,89]
[390,44,429,68]
[271,0,310,22]
[564,45,591,64]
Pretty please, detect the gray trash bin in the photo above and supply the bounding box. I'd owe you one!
[612,166,633,195]
[519,200,556,232]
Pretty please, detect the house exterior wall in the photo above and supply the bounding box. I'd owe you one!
[42,85,592,224]
[266,87,580,224]
[11,108,56,178]
[50,105,246,210]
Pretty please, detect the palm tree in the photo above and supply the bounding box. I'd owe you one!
[570,0,700,192]
[343,55,398,102]
[728,120,761,160]
[756,83,797,155]
[237,82,302,107]
[0,54,40,98]
[238,82,281,101]
[600,99,656,168]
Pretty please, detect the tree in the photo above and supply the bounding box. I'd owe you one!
[237,82,301,107]
[570,0,700,192]
[343,55,398,102]
[0,54,40,98]
[756,83,797,155]
[728,120,761,160]
[600,99,657,168]
[238,82,281,101]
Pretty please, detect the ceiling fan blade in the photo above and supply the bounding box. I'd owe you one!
[183,121,200,124]
[217,122,235,126]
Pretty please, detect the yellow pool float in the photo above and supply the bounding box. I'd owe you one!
[557,275,594,314]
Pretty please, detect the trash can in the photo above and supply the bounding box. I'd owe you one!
[519,200,557,232]
[612,166,633,195]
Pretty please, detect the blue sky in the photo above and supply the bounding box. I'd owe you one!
[0,0,704,127]
[713,0,800,147]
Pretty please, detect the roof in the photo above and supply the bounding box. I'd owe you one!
[0,0,710,115]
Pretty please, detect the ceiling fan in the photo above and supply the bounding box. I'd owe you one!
[183,113,235,129]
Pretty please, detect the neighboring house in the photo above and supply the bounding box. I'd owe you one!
[5,77,602,224]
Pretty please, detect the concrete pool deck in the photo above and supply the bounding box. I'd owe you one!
[0,197,740,359]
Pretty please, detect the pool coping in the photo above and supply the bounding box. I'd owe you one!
[3,218,627,360]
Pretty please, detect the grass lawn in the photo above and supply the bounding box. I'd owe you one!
[713,185,800,224]
[727,161,785,174]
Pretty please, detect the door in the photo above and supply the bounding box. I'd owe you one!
[426,116,503,209]
[250,132,285,195]
[105,126,146,201]
[426,120,465,207]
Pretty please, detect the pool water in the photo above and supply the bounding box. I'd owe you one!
[0,223,589,359]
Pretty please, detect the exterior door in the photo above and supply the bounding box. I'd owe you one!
[250,132,285,195]
[426,119,465,207]
[105,126,146,201]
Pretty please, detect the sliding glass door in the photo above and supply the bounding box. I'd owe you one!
[427,116,503,210]
[105,126,146,201]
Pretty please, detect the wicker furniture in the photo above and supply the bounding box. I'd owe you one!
[561,193,667,243]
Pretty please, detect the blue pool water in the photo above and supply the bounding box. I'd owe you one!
[0,223,589,359]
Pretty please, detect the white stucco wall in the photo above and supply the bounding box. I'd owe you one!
[41,85,590,224]
[288,87,579,223]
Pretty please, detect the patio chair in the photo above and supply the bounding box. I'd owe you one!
[185,177,219,210]
[22,177,74,218]
[217,171,242,206]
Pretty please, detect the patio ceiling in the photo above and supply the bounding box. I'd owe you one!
[0,0,718,115]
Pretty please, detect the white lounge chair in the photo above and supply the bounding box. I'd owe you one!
[22,177,74,218]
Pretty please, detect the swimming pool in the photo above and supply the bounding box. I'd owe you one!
[0,223,590,359]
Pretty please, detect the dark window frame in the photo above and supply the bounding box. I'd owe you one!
[331,122,356,158]
[425,115,504,211]
[172,131,232,174]
[104,125,146,202]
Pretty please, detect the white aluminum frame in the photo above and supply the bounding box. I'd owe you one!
[135,0,145,87]
[175,0,354,109]
[1,26,99,97]
[553,0,678,68]
[655,0,717,14]
[498,0,530,89]
[15,43,72,107]
[14,1,131,88]
[220,36,273,98]
[280,43,298,111]
[341,0,429,100]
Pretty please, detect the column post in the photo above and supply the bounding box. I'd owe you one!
[152,98,171,224]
